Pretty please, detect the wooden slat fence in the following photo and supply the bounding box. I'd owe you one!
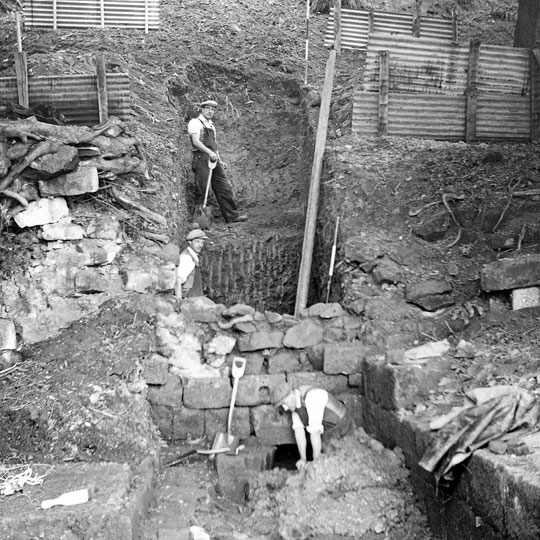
[353,34,535,141]
[23,0,159,31]
[0,73,131,125]
[324,7,456,50]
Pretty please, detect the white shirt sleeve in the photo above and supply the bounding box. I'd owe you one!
[304,389,328,434]
[187,117,203,137]
[176,252,196,284]
[291,411,305,431]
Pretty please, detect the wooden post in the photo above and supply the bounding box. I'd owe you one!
[53,0,57,30]
[95,54,109,123]
[14,13,29,108]
[295,50,336,317]
[451,5,459,44]
[531,49,540,140]
[412,0,422,37]
[368,10,374,35]
[465,39,481,142]
[378,50,389,137]
[145,0,149,34]
[304,0,310,85]
[334,0,341,55]
[100,0,105,28]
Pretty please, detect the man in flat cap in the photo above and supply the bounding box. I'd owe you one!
[272,383,354,471]
[175,228,208,300]
[187,100,247,224]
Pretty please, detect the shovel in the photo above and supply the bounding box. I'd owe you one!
[193,158,217,230]
[208,357,246,459]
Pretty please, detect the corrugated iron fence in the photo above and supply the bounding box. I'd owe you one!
[22,0,159,31]
[326,8,538,141]
[0,72,131,125]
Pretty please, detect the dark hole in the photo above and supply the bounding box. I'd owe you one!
[273,443,314,470]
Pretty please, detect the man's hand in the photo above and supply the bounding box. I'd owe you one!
[295,458,307,471]
[208,151,218,162]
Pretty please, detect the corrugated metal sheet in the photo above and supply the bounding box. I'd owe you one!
[354,35,533,141]
[23,0,159,30]
[324,8,455,49]
[0,73,131,125]
[362,34,469,94]
[476,95,530,139]
[478,45,530,95]
[352,91,466,139]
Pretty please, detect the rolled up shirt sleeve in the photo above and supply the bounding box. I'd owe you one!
[176,252,195,285]
[304,389,328,434]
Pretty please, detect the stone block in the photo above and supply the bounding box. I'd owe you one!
[363,356,450,410]
[232,352,264,375]
[14,197,69,228]
[306,343,324,370]
[204,407,251,440]
[287,371,348,394]
[172,407,205,440]
[42,221,85,241]
[147,374,183,407]
[78,239,122,266]
[0,319,17,350]
[362,399,402,449]
[207,334,237,356]
[336,391,364,428]
[481,254,540,291]
[238,331,284,352]
[157,264,176,292]
[74,269,109,293]
[150,405,173,440]
[86,215,122,241]
[31,144,78,176]
[348,373,363,389]
[283,319,323,349]
[181,297,225,322]
[182,376,232,409]
[251,404,295,445]
[142,354,169,385]
[306,303,345,319]
[323,342,370,375]
[216,445,276,502]
[39,165,98,196]
[122,267,158,293]
[268,350,301,374]
[236,374,286,406]
[512,287,540,310]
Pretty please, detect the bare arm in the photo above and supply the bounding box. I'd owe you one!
[190,133,218,162]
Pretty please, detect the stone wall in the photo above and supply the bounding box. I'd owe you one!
[143,297,366,443]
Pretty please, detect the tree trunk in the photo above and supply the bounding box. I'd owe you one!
[514,0,540,48]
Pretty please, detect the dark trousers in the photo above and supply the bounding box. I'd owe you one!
[192,152,239,222]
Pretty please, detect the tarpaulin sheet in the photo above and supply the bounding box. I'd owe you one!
[419,386,540,488]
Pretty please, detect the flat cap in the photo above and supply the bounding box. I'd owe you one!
[271,382,292,408]
[200,99,218,108]
[186,229,208,241]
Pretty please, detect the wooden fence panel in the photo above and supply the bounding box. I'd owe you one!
[23,0,159,30]
[0,73,131,125]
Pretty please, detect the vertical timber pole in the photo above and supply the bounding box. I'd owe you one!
[95,54,109,124]
[100,0,105,28]
[465,39,481,142]
[378,50,389,136]
[14,13,29,108]
[304,0,310,85]
[295,50,337,317]
[334,0,341,55]
[145,0,149,34]
[53,0,57,30]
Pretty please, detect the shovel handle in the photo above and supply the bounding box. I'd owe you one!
[227,376,239,434]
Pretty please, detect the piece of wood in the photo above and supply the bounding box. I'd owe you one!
[81,156,146,175]
[0,140,60,192]
[452,5,459,44]
[378,50,389,137]
[14,52,29,108]
[412,0,422,37]
[465,39,481,142]
[1,116,125,145]
[95,55,109,124]
[531,49,540,141]
[514,189,540,196]
[295,50,336,317]
[334,0,341,55]
[110,186,167,227]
